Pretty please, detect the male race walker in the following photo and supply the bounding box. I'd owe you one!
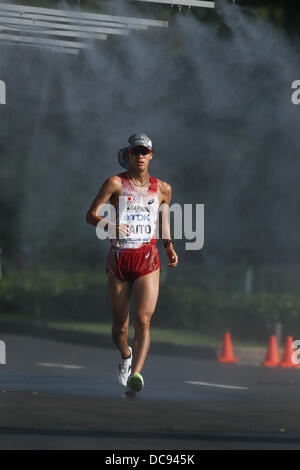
[86,133,178,396]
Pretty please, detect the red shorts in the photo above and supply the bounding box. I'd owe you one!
[106,243,161,282]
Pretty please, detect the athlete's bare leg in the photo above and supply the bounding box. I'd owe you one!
[107,271,132,358]
[131,268,160,375]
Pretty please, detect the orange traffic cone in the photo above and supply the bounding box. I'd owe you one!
[262,335,280,367]
[280,336,300,368]
[218,332,238,363]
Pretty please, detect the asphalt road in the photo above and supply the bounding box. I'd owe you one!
[0,333,300,450]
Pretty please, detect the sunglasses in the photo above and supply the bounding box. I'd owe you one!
[129,146,151,156]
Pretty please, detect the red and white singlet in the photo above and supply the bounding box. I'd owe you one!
[106,171,161,281]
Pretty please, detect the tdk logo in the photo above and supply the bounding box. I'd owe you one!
[125,214,151,222]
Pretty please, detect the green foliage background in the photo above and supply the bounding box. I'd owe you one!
[1,269,300,341]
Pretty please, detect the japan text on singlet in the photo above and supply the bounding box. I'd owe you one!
[110,171,159,249]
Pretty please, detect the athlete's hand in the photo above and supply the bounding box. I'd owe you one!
[166,246,178,267]
[115,223,131,239]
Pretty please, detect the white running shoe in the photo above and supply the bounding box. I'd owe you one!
[118,347,132,387]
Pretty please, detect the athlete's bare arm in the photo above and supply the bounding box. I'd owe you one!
[86,176,130,237]
[158,180,178,267]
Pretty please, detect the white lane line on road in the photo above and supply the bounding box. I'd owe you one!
[185,381,248,390]
[37,363,85,370]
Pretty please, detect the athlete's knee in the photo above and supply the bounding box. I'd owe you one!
[133,314,152,333]
[112,324,128,336]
